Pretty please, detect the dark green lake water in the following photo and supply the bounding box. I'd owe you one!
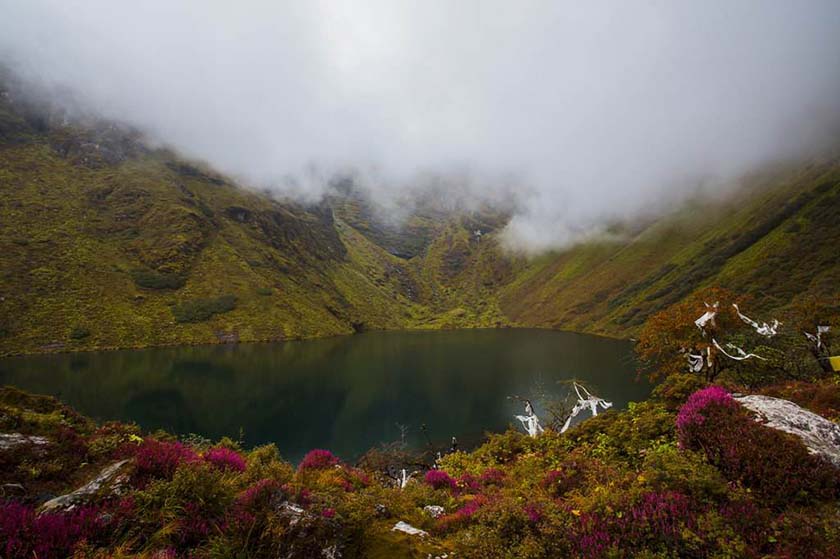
[0,329,647,462]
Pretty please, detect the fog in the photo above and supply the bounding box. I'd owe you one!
[2,1,839,249]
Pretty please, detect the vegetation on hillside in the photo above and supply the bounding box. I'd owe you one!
[1,288,839,558]
[2,73,840,356]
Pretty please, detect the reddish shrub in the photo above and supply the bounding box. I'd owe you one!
[677,388,839,507]
[424,469,457,491]
[176,502,219,548]
[541,461,587,497]
[348,468,371,488]
[457,473,481,493]
[203,447,246,472]
[0,501,103,559]
[132,439,198,486]
[298,449,340,471]
[236,479,282,510]
[675,385,736,439]
[523,503,543,523]
[321,508,336,518]
[437,495,488,532]
[569,491,699,558]
[479,468,506,487]
[773,508,840,558]
[719,499,774,555]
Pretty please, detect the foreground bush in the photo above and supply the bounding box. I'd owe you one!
[1,384,839,558]
[677,386,839,507]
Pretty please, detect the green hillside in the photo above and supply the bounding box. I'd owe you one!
[501,160,840,336]
[1,82,839,356]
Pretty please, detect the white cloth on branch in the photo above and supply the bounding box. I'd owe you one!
[712,338,766,361]
[732,304,780,337]
[805,325,830,350]
[560,383,613,433]
[694,302,719,333]
[687,351,704,373]
[515,403,545,437]
[398,468,416,489]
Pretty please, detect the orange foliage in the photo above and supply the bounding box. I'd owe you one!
[636,287,747,382]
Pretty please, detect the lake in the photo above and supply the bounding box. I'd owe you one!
[0,329,648,462]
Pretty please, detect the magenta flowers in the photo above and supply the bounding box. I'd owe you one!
[299,449,340,471]
[203,447,247,472]
[424,469,457,491]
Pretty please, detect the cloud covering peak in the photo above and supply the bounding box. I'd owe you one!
[2,1,839,249]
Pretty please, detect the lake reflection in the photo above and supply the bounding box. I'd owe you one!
[0,329,647,462]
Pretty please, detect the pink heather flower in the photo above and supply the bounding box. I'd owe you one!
[676,386,737,433]
[524,503,543,523]
[424,469,457,491]
[479,468,506,486]
[541,469,564,489]
[322,508,336,518]
[133,439,198,484]
[457,473,481,493]
[297,488,313,506]
[0,501,103,559]
[203,447,247,472]
[299,449,340,471]
[350,468,372,487]
[236,479,282,509]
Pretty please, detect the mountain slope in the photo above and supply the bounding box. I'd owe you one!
[1,81,839,355]
[502,160,840,336]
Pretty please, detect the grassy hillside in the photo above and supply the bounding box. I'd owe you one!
[1,78,839,355]
[501,161,840,336]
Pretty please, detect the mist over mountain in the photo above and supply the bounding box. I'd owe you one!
[2,1,839,249]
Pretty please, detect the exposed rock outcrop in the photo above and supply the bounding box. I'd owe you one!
[39,459,130,513]
[734,395,840,467]
[392,521,428,537]
[0,433,49,451]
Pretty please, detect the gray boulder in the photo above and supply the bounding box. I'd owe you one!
[734,395,840,467]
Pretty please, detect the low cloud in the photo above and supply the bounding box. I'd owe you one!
[2,1,839,250]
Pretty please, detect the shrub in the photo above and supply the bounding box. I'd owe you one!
[298,449,339,471]
[651,373,706,410]
[256,287,273,296]
[541,464,588,497]
[131,268,185,290]
[172,295,237,323]
[137,462,233,551]
[132,438,198,485]
[479,468,506,487]
[424,469,457,491]
[235,479,283,510]
[676,387,839,507]
[438,495,488,532]
[69,326,90,340]
[568,491,701,558]
[203,447,246,472]
[675,386,737,439]
[0,501,103,559]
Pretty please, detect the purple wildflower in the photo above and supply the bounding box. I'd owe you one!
[203,447,247,472]
[299,449,340,471]
[424,469,457,491]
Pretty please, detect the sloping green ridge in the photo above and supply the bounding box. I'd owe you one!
[501,161,840,336]
[1,88,838,355]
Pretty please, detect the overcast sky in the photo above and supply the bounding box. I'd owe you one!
[2,1,839,249]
